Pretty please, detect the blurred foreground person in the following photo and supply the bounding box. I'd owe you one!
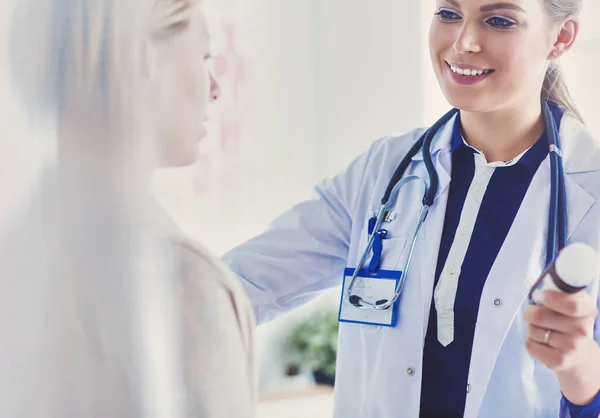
[0,0,255,417]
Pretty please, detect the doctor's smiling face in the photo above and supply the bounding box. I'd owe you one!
[429,0,579,113]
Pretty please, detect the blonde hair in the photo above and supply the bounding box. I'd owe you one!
[542,0,583,121]
[9,0,201,117]
[149,0,202,40]
[6,1,203,416]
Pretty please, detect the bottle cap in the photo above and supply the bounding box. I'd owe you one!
[555,243,599,288]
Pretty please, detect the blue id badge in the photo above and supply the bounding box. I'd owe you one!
[338,268,402,327]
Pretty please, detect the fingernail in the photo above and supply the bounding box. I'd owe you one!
[538,291,548,303]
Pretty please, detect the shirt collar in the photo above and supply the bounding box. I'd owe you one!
[450,102,565,172]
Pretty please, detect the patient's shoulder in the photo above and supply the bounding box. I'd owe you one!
[175,237,255,345]
[173,238,257,414]
[177,238,248,300]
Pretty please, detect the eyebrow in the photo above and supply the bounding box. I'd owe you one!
[443,0,526,13]
[480,2,526,12]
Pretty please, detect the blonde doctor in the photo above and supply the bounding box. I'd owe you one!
[224,0,600,417]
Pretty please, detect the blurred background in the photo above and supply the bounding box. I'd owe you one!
[1,1,599,417]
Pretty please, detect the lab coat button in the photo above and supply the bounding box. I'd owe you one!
[494,298,502,307]
[447,265,457,275]
[406,367,415,377]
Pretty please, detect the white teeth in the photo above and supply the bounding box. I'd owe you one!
[449,64,491,76]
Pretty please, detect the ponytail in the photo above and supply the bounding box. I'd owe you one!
[542,56,584,123]
[541,0,583,122]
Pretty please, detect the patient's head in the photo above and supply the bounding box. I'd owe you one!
[148,0,221,166]
[9,0,221,168]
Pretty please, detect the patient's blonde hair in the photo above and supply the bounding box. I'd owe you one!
[6,1,204,416]
[9,0,202,117]
[149,0,202,39]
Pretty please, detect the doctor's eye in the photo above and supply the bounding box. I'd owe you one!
[434,9,462,22]
[486,16,517,28]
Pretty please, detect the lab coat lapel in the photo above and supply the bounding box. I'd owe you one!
[560,113,600,174]
[464,155,595,416]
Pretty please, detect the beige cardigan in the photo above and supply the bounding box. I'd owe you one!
[155,203,257,417]
[0,195,257,418]
[177,236,257,417]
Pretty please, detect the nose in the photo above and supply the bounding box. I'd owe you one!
[453,22,482,54]
[209,73,221,102]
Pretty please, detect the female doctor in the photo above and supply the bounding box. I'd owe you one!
[224,0,600,417]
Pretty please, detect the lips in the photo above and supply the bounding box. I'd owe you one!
[446,61,495,76]
[445,61,494,86]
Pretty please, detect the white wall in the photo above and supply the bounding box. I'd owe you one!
[561,1,600,136]
[237,0,321,204]
[421,0,452,125]
[314,1,425,176]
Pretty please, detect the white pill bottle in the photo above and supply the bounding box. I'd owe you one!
[529,242,599,305]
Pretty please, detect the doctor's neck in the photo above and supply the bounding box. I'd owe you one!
[458,97,545,163]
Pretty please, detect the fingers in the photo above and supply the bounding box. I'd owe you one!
[525,328,596,372]
[524,304,595,337]
[525,338,564,370]
[526,324,584,351]
[537,291,598,319]
[524,290,599,373]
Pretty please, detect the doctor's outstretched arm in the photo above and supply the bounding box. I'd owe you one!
[222,142,379,324]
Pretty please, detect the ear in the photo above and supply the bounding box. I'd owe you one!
[549,17,579,60]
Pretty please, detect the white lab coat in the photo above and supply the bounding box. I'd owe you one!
[223,112,600,418]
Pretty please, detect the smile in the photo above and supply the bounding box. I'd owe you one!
[446,61,494,76]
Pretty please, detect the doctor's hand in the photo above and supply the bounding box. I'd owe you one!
[524,290,600,405]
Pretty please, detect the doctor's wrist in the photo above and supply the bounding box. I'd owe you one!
[556,341,600,406]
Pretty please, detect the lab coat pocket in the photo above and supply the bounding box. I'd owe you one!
[359,237,408,336]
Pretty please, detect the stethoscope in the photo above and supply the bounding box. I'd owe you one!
[348,100,567,310]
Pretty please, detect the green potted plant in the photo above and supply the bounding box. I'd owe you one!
[284,308,339,386]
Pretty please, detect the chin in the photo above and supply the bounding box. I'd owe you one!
[169,156,198,167]
[172,148,199,167]
[436,71,514,115]
[158,129,206,167]
[158,145,199,168]
[441,88,499,114]
[446,96,486,113]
